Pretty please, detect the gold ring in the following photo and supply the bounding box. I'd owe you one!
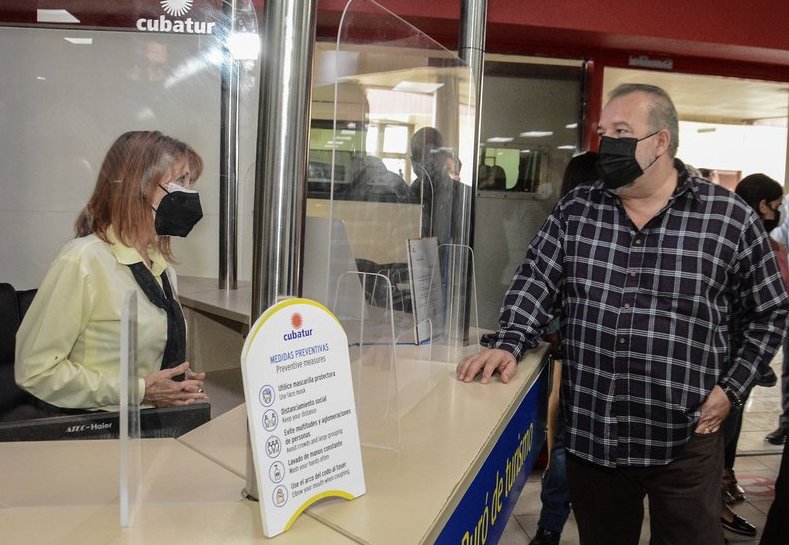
[704,427,711,434]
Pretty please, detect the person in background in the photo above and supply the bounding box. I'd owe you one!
[700,167,720,185]
[715,173,789,538]
[478,163,506,191]
[457,83,789,545]
[684,163,702,178]
[760,429,789,543]
[445,154,462,183]
[766,190,789,446]
[14,131,208,417]
[408,127,458,246]
[491,165,507,190]
[530,150,598,545]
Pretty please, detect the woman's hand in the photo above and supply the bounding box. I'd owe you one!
[142,361,209,407]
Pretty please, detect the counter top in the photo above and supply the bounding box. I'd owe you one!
[0,438,355,545]
[179,345,548,545]
[178,276,251,324]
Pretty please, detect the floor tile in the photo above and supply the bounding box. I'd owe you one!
[498,515,529,545]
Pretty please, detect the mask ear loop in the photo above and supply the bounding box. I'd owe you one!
[151,184,172,213]
[639,130,667,173]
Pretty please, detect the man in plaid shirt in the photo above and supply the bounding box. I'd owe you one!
[457,83,789,545]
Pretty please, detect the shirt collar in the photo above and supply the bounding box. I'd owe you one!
[672,158,699,201]
[107,227,168,276]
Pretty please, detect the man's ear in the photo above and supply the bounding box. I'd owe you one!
[758,198,770,216]
[657,129,671,155]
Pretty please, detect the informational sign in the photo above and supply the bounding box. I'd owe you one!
[240,298,365,538]
[407,237,443,343]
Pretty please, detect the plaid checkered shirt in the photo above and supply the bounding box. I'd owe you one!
[482,167,789,467]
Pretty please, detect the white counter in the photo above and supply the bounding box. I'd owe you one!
[0,278,549,544]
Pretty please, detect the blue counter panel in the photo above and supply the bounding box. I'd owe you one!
[435,362,548,545]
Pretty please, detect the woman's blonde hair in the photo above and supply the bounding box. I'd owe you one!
[75,131,203,262]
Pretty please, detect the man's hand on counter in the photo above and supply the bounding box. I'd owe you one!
[456,348,517,384]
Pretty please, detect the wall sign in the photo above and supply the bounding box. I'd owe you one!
[241,298,365,538]
[136,0,218,34]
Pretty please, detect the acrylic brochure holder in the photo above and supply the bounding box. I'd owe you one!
[119,290,142,528]
[316,0,477,451]
[423,243,480,364]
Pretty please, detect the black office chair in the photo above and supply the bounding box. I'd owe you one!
[0,283,38,418]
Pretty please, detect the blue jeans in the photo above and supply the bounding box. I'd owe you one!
[538,430,572,534]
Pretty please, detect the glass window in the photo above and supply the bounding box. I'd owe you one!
[474,55,585,330]
[478,56,585,196]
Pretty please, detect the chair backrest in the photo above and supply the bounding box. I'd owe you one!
[0,284,37,364]
[0,283,21,364]
[16,289,36,323]
[0,283,38,416]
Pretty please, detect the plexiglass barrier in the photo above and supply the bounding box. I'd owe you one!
[310,0,478,450]
[428,243,481,363]
[0,0,256,424]
[0,1,261,289]
[120,291,142,528]
[0,1,256,537]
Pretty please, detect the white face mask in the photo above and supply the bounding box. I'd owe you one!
[161,182,198,194]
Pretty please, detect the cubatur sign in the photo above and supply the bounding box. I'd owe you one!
[136,0,218,35]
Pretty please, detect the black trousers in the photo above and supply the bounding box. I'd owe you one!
[760,437,789,544]
[566,431,724,545]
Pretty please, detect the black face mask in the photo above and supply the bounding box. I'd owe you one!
[154,184,203,237]
[596,132,660,191]
[763,210,781,233]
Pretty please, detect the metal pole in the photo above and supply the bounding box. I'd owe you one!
[456,0,487,344]
[244,0,317,501]
[458,0,487,247]
[218,0,241,290]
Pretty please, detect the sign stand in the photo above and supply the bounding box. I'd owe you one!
[241,298,365,537]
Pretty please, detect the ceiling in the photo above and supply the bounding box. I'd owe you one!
[604,67,789,125]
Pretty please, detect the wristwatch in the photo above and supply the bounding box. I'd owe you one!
[721,385,744,410]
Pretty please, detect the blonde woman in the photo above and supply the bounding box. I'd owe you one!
[14,131,208,418]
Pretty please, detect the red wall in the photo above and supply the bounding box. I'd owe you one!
[6,0,789,72]
[357,0,789,66]
[3,1,785,154]
[321,0,789,148]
